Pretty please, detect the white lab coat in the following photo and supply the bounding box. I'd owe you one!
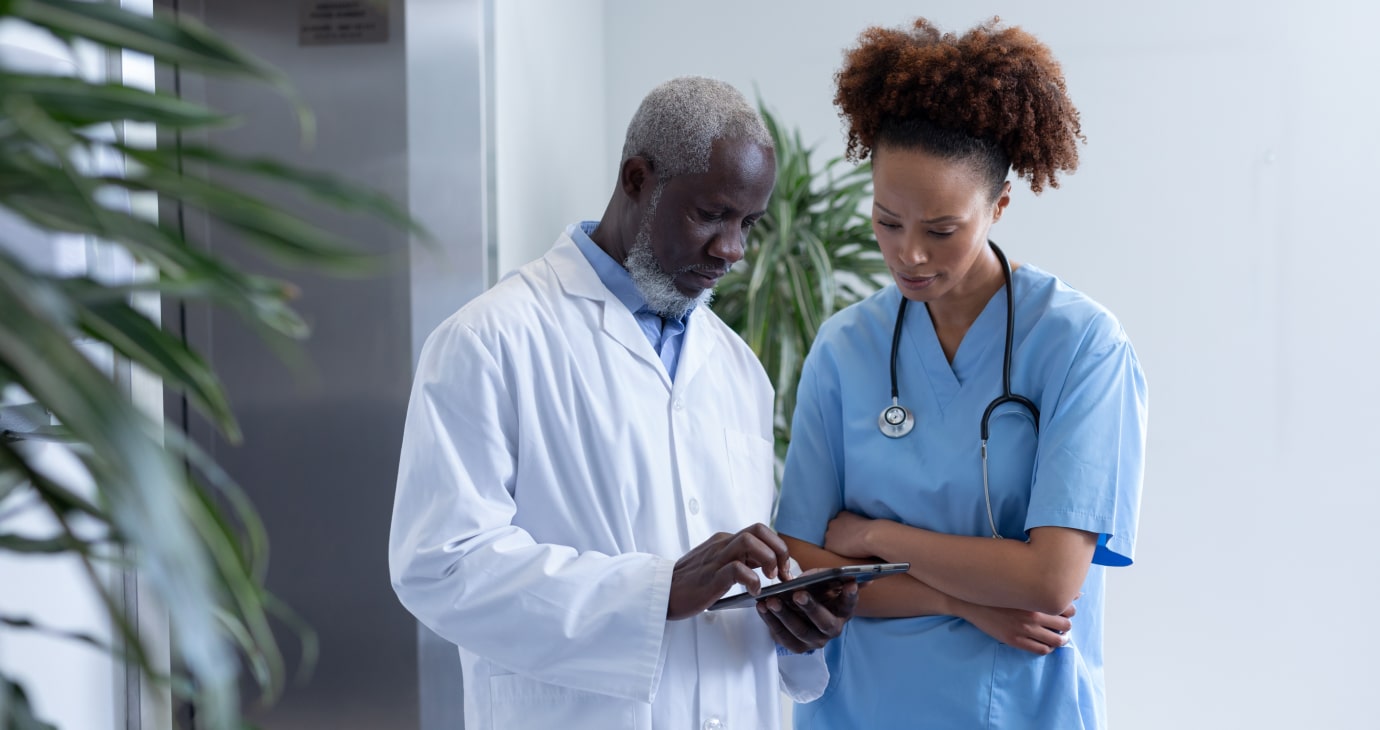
[390,231,827,730]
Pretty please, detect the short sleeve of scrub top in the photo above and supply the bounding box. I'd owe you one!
[1026,322,1148,566]
[775,340,847,545]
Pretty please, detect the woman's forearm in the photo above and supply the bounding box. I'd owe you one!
[781,530,1082,657]
[854,573,964,618]
[782,534,958,619]
[860,522,1096,615]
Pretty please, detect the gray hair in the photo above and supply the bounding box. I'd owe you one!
[619,76,772,179]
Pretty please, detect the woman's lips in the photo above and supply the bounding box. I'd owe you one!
[897,272,938,290]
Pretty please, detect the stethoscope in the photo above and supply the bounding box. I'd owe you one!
[878,241,1040,539]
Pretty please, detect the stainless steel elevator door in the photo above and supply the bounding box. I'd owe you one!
[162,0,494,727]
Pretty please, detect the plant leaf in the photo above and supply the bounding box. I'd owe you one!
[0,533,93,553]
[0,180,313,339]
[103,169,380,274]
[9,0,283,85]
[61,277,240,440]
[1,3,426,726]
[7,0,316,148]
[0,73,234,130]
[0,249,239,722]
[1,614,115,652]
[0,674,59,730]
[126,143,430,240]
[0,437,106,521]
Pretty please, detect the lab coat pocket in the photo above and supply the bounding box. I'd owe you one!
[723,429,777,521]
[488,672,638,729]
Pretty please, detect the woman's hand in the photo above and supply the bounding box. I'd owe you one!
[824,511,886,558]
[958,600,1077,655]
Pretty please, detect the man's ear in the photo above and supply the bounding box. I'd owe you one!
[620,156,655,200]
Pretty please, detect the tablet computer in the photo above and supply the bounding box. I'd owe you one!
[707,562,910,611]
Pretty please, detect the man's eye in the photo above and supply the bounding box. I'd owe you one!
[699,209,723,222]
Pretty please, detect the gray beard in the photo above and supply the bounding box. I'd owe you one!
[625,232,713,320]
[625,183,714,319]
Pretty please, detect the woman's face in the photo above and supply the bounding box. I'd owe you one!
[871,145,1010,305]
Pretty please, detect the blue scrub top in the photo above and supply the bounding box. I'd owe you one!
[775,263,1148,729]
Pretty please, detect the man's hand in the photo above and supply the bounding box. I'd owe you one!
[667,524,791,621]
[959,600,1077,655]
[755,577,859,653]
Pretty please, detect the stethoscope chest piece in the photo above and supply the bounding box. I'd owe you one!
[875,241,1041,537]
[878,400,914,438]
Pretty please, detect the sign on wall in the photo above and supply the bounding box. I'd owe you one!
[299,0,389,46]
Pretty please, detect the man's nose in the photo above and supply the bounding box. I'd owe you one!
[710,226,746,265]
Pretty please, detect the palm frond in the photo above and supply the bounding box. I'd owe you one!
[0,2,424,728]
[0,73,235,130]
[717,103,883,456]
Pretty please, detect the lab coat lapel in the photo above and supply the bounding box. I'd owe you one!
[546,234,671,390]
[671,305,717,397]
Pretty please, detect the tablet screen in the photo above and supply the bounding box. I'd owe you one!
[707,562,910,611]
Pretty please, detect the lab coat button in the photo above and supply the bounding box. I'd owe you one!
[673,398,685,411]
[703,718,724,730]
[688,497,700,515]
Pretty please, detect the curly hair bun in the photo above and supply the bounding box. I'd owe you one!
[835,17,1084,193]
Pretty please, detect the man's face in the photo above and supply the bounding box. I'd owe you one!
[626,136,775,317]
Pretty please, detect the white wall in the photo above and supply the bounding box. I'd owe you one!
[0,15,135,730]
[590,1,1377,728]
[493,0,609,276]
[0,444,117,730]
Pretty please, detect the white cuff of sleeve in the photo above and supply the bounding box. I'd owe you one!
[777,647,829,702]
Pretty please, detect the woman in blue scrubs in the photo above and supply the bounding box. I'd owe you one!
[773,18,1148,729]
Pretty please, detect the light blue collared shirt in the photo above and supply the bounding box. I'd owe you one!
[569,221,690,381]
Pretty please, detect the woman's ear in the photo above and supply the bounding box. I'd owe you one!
[992,180,1013,222]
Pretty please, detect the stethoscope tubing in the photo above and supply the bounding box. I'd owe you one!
[883,241,1041,538]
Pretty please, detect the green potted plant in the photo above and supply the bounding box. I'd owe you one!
[714,103,888,461]
[0,1,421,727]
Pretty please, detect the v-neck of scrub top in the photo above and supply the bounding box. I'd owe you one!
[905,284,1007,412]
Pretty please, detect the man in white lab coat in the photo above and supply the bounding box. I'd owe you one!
[389,76,855,729]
